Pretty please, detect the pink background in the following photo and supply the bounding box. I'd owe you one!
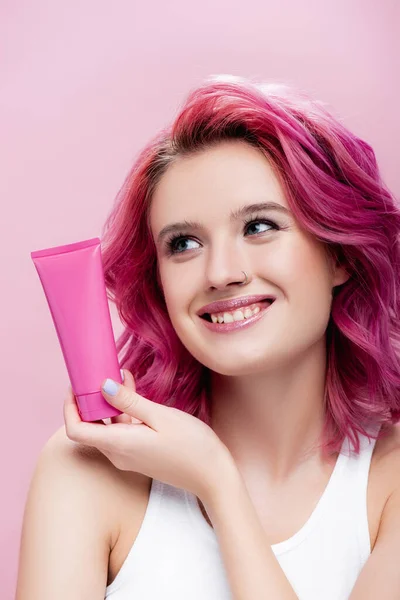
[1,1,399,597]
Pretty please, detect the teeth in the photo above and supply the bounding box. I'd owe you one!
[209,303,263,323]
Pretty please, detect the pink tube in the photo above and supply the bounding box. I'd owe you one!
[31,237,123,422]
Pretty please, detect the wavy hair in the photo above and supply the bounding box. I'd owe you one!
[100,74,400,457]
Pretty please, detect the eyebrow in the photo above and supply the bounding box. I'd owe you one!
[156,202,291,244]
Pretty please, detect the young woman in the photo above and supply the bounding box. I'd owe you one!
[16,75,400,599]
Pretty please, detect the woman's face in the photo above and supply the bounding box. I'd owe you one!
[149,140,348,376]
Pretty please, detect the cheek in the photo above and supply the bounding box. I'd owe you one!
[291,246,333,328]
[271,239,333,317]
[159,265,195,326]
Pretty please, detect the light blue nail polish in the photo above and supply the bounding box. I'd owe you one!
[102,378,119,396]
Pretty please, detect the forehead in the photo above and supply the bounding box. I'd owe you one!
[149,140,289,232]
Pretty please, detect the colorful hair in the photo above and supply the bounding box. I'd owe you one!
[100,74,400,457]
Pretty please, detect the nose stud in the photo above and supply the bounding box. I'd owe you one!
[238,271,248,286]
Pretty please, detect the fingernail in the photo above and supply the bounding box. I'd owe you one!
[102,378,119,396]
[120,369,125,382]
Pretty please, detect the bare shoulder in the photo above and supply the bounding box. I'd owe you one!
[373,422,400,481]
[44,425,153,544]
[370,422,400,503]
[364,422,400,553]
[48,426,154,587]
[16,425,152,598]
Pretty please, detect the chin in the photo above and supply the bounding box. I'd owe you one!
[197,350,276,377]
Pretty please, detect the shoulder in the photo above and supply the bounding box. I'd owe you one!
[28,424,153,554]
[40,425,152,539]
[378,424,400,537]
[349,425,400,596]
[16,425,152,597]
[372,423,400,500]
[44,427,154,589]
[374,423,400,480]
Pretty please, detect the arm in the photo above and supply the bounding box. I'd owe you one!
[15,426,116,600]
[205,451,400,600]
[348,462,400,598]
[204,457,298,600]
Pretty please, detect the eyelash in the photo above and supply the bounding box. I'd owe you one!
[165,215,281,256]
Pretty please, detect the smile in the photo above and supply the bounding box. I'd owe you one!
[198,299,275,333]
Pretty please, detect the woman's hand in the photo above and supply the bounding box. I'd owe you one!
[63,369,233,504]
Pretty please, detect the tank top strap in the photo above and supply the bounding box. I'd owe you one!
[338,422,381,557]
[328,421,380,498]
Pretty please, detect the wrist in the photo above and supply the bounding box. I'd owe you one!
[202,447,242,509]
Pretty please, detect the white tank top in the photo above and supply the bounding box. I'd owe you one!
[104,423,381,600]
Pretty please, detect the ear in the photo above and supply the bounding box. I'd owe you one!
[334,264,350,286]
[325,247,350,289]
[331,260,350,289]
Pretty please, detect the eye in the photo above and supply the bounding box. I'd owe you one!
[165,216,280,256]
[244,217,279,236]
[165,235,200,256]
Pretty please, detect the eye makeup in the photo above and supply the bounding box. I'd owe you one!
[164,213,284,256]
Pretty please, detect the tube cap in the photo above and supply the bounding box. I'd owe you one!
[76,391,123,422]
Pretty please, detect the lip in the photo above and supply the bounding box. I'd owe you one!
[196,294,276,317]
[198,299,274,333]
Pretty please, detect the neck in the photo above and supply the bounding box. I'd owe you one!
[209,337,330,485]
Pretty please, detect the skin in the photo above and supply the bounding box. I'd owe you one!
[16,138,400,598]
[150,138,349,486]
[106,138,399,590]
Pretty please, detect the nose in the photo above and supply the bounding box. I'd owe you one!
[205,241,250,290]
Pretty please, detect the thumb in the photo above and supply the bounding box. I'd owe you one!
[120,368,136,392]
[114,369,142,424]
[108,369,136,424]
[101,375,159,430]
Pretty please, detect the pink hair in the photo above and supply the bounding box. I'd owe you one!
[100,75,400,457]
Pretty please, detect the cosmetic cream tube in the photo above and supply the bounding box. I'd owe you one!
[31,237,123,422]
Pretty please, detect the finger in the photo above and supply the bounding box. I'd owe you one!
[64,386,105,426]
[110,413,143,425]
[110,413,133,424]
[100,376,159,430]
[109,370,130,424]
[63,387,121,448]
[64,385,115,426]
[110,370,142,424]
[118,369,143,424]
